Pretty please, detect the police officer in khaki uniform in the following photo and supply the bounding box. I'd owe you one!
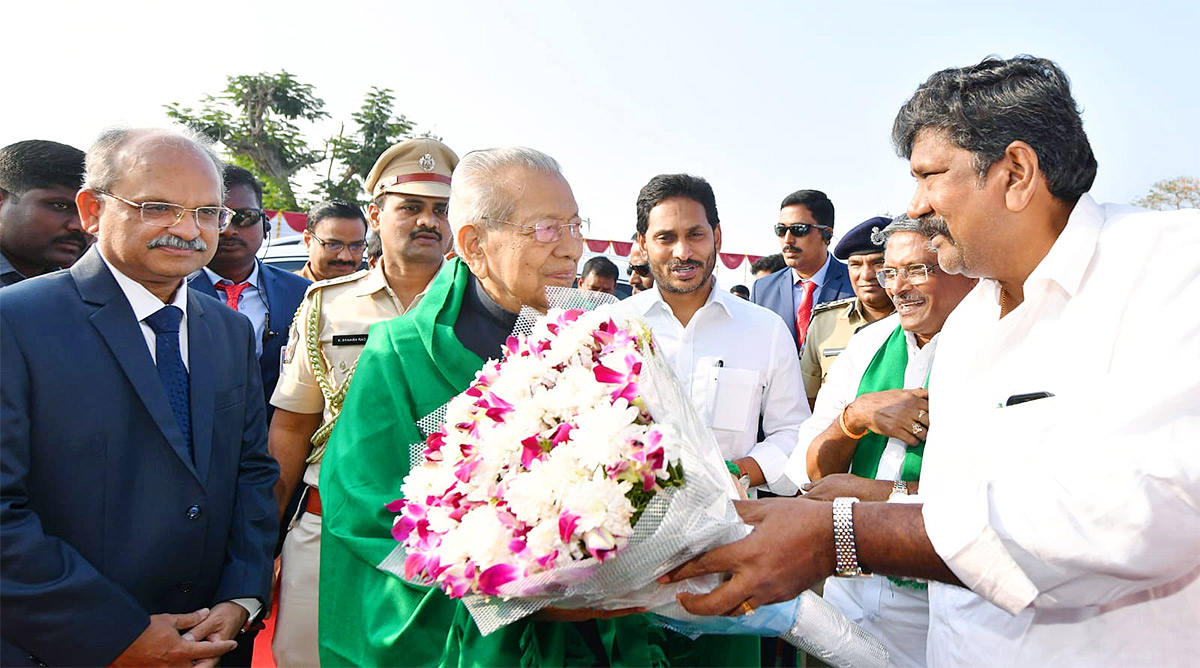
[267,137,458,667]
[801,216,896,407]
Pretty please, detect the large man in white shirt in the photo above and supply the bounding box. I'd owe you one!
[785,215,976,666]
[662,55,1200,667]
[623,173,809,498]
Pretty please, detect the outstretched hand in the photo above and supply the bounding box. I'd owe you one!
[659,497,835,616]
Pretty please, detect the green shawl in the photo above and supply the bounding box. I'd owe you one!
[320,259,754,667]
[848,323,925,482]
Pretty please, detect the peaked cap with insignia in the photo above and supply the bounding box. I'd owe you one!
[363,137,459,199]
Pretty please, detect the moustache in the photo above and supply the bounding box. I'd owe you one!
[53,231,90,249]
[410,228,442,241]
[327,260,357,267]
[782,244,801,253]
[147,234,208,252]
[917,215,954,243]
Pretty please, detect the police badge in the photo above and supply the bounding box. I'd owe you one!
[419,153,435,172]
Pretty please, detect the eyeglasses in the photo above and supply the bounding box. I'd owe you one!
[229,208,267,228]
[310,231,367,255]
[629,263,651,277]
[774,223,832,238]
[484,216,590,243]
[98,191,232,231]
[877,264,938,288]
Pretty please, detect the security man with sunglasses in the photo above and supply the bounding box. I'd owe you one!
[266,137,458,667]
[189,165,310,423]
[752,189,855,352]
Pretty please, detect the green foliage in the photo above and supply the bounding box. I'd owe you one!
[311,87,415,205]
[1134,176,1200,210]
[166,71,330,211]
[627,460,685,528]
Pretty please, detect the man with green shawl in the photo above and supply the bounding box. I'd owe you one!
[781,214,975,666]
[319,147,681,667]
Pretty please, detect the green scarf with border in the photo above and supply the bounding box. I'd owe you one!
[848,324,925,482]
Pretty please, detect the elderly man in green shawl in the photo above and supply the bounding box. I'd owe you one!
[320,147,721,667]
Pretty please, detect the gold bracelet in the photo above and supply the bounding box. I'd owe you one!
[839,405,868,439]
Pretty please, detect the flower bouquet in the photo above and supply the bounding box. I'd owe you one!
[378,290,888,667]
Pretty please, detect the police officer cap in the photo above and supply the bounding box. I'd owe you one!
[833,216,891,260]
[363,138,459,200]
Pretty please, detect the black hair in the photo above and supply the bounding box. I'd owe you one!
[581,255,619,281]
[307,200,368,234]
[222,164,263,207]
[0,140,85,196]
[635,173,719,236]
[365,232,382,261]
[751,253,787,275]
[730,284,750,299]
[780,189,834,241]
[892,54,1097,204]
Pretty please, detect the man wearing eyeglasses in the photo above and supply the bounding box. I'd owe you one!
[297,200,370,282]
[1,128,277,667]
[266,137,458,668]
[189,165,310,424]
[752,190,855,352]
[778,214,975,666]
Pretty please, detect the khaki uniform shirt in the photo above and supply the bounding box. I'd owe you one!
[800,297,879,401]
[294,262,320,283]
[271,263,435,488]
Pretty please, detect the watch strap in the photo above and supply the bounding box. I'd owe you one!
[833,497,865,577]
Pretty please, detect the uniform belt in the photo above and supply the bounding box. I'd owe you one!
[305,486,322,516]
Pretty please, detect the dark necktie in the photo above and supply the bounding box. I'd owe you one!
[144,305,192,461]
[218,280,250,311]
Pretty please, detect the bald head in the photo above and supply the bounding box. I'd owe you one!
[84,128,224,201]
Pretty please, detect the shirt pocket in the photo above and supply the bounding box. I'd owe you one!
[707,366,765,452]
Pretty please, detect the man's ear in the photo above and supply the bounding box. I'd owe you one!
[1001,140,1041,213]
[636,233,647,254]
[76,189,102,235]
[366,202,383,234]
[713,223,723,254]
[457,223,488,280]
[302,229,313,250]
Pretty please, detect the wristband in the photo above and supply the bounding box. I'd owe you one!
[833,497,868,577]
[839,405,868,439]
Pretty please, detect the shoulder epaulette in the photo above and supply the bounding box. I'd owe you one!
[301,268,370,298]
[813,296,856,315]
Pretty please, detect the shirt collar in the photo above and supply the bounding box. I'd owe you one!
[97,248,189,322]
[633,277,731,320]
[0,251,27,281]
[352,263,391,297]
[1023,194,1102,299]
[202,261,260,289]
[793,252,831,287]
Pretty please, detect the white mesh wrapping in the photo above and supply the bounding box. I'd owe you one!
[378,287,887,666]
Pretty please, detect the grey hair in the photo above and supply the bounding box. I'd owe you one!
[448,147,563,240]
[872,213,928,245]
[83,126,225,198]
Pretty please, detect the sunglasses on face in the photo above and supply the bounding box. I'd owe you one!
[230,208,267,228]
[774,223,831,238]
[629,263,651,277]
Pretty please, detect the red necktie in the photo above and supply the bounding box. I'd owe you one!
[218,281,250,311]
[795,280,818,348]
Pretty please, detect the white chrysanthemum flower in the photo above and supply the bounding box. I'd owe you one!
[402,462,459,501]
[561,474,634,535]
[524,520,565,565]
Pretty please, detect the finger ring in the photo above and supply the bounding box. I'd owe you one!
[918,409,927,420]
[912,422,924,434]
[740,600,755,616]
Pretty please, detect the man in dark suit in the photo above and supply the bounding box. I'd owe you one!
[752,189,855,352]
[189,165,310,421]
[0,128,277,667]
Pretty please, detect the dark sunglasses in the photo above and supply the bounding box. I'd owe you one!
[774,222,830,238]
[230,208,268,228]
[629,263,651,277]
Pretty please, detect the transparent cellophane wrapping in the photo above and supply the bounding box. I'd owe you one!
[377,288,888,667]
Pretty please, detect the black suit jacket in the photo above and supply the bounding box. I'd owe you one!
[188,261,310,420]
[0,248,278,666]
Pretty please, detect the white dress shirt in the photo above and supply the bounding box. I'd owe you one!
[785,312,936,666]
[203,264,266,358]
[920,195,1200,666]
[620,281,810,495]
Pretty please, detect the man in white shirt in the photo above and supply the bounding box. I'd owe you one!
[623,173,809,498]
[662,55,1200,667]
[786,215,976,666]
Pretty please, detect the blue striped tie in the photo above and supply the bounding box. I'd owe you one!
[144,305,192,461]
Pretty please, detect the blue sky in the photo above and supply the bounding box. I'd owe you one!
[4,0,1196,281]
